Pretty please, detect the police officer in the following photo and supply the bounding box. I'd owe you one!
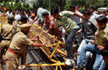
[0,14,19,70]
[5,16,46,70]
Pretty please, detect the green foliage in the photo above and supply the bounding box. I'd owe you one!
[64,0,72,10]
[17,2,22,10]
[33,2,38,8]
[23,2,30,11]
[64,0,107,11]
[50,2,59,9]
[0,1,32,11]
[4,2,10,10]
[0,0,107,12]
[85,0,104,8]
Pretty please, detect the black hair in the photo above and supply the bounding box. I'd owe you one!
[42,11,49,17]
[20,10,25,15]
[83,9,91,15]
[12,12,15,16]
[51,8,58,15]
[70,5,76,10]
[53,8,59,14]
[89,6,95,11]
[96,16,107,24]
[34,5,40,9]
[20,16,28,23]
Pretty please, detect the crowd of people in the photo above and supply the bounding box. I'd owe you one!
[0,4,108,70]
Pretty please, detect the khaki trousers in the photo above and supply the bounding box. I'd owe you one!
[5,51,19,70]
[0,40,10,70]
[5,49,28,70]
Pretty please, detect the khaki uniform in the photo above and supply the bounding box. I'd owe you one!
[5,32,33,70]
[95,24,108,62]
[0,24,13,69]
[95,24,108,47]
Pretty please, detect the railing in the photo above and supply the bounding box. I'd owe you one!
[27,24,67,70]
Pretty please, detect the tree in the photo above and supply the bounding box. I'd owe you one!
[23,2,30,11]
[51,0,66,11]
[5,2,10,10]
[16,2,22,10]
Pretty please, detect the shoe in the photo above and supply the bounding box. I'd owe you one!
[18,65,26,70]
[76,64,85,70]
[65,59,75,67]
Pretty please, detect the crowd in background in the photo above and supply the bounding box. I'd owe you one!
[0,4,108,70]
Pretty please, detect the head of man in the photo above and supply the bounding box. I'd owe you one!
[89,6,95,14]
[20,16,28,23]
[53,8,60,19]
[34,5,39,12]
[20,16,30,34]
[83,9,91,20]
[42,11,49,19]
[96,16,107,30]
[70,5,76,12]
[19,23,31,34]
[8,14,14,24]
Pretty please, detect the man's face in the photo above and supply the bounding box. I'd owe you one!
[83,14,90,20]
[70,8,75,12]
[44,15,49,19]
[54,12,60,19]
[90,9,93,13]
[98,23,106,30]
[35,8,38,13]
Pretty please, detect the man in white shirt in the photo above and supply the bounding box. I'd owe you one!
[5,10,13,16]
[33,5,50,26]
[89,6,101,26]
[70,5,83,28]
[15,12,21,22]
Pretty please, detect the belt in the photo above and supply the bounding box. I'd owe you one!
[7,48,19,55]
[2,38,10,41]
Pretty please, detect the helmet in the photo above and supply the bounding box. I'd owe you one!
[8,15,14,23]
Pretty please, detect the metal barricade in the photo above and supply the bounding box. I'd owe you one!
[27,24,67,70]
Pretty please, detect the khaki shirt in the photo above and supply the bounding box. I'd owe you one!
[0,23,21,40]
[95,24,108,47]
[10,32,33,54]
[0,24,13,39]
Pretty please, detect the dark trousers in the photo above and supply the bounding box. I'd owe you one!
[65,28,79,59]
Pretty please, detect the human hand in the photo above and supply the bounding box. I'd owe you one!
[95,31,99,37]
[30,35,40,41]
[90,40,95,44]
[97,45,104,50]
[30,37,36,41]
[76,29,82,34]
[42,41,47,45]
